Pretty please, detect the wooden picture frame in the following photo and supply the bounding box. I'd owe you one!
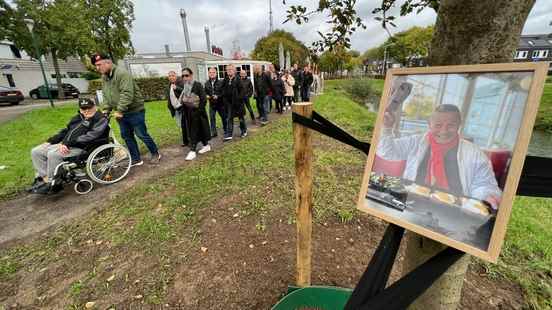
[357,62,549,262]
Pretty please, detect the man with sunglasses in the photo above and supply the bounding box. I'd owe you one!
[28,98,109,194]
[91,53,161,166]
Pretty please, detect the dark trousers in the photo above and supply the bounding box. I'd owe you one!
[275,97,284,113]
[179,113,189,145]
[285,96,293,106]
[255,96,265,120]
[117,110,158,161]
[301,86,310,102]
[243,97,255,121]
[225,105,247,137]
[209,103,227,136]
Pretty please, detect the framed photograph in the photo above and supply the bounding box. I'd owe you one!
[357,62,549,262]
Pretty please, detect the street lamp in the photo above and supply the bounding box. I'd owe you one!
[24,18,54,108]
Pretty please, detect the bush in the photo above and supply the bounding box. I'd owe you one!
[546,75,552,84]
[87,77,169,102]
[342,79,382,105]
[82,71,101,80]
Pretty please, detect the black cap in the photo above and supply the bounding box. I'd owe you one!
[78,98,95,109]
[90,52,111,65]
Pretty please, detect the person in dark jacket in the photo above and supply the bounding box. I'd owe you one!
[271,72,285,114]
[204,67,226,137]
[222,64,247,140]
[29,98,109,194]
[239,69,256,123]
[180,67,211,161]
[253,64,272,125]
[291,63,303,102]
[301,65,314,102]
[166,71,189,146]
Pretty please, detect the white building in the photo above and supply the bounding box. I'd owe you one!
[124,50,272,86]
[0,41,89,97]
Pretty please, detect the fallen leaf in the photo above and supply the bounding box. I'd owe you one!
[85,301,96,309]
[200,247,208,253]
[107,274,115,282]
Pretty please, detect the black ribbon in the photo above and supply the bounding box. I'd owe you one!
[292,111,552,197]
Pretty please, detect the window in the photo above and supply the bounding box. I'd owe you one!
[515,51,528,59]
[217,64,226,79]
[51,73,67,79]
[532,50,550,59]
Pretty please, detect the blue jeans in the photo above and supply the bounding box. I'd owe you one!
[209,103,227,136]
[262,95,272,121]
[117,110,158,162]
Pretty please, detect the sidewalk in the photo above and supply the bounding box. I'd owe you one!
[0,99,77,125]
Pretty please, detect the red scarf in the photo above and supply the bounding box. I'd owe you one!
[425,133,459,189]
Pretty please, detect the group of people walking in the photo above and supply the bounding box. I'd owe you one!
[167,63,315,161]
[27,53,316,194]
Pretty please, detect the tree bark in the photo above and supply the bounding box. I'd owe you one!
[405,0,535,309]
[50,49,65,100]
[428,0,535,66]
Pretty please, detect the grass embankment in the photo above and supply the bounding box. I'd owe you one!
[0,80,550,308]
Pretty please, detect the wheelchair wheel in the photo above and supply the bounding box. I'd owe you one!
[86,143,131,185]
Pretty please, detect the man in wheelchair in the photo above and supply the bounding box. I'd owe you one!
[28,98,109,194]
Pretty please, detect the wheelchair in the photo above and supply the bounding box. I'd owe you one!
[50,132,132,195]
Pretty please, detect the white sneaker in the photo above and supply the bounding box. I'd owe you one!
[198,144,211,154]
[185,151,197,161]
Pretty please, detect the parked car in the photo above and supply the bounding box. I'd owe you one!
[29,83,80,99]
[0,85,24,105]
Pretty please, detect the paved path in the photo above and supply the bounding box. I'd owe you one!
[0,99,77,125]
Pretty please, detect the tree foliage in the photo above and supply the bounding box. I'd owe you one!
[284,0,438,51]
[382,25,433,65]
[250,30,310,67]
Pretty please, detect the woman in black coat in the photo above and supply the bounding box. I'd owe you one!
[180,67,211,160]
[166,71,188,146]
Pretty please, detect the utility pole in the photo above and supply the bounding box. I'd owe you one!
[269,0,274,34]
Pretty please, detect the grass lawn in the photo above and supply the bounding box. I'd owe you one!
[0,100,258,200]
[0,80,550,308]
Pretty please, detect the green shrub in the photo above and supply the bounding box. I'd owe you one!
[87,79,102,95]
[82,71,101,80]
[342,79,382,107]
[546,76,552,84]
[87,77,169,102]
[136,77,168,101]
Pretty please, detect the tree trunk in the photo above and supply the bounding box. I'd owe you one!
[405,0,535,309]
[428,0,535,66]
[50,49,65,100]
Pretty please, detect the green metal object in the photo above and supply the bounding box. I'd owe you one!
[272,286,352,310]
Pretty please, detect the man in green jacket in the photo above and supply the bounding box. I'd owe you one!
[91,53,161,166]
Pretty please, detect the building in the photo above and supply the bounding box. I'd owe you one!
[514,34,552,74]
[124,50,224,82]
[124,50,272,86]
[0,41,89,97]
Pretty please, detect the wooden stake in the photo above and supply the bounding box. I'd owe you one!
[293,102,313,287]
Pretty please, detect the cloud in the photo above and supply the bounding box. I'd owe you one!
[130,0,552,55]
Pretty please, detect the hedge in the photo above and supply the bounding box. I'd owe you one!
[88,77,169,102]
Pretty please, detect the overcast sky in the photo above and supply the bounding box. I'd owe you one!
[131,0,552,56]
